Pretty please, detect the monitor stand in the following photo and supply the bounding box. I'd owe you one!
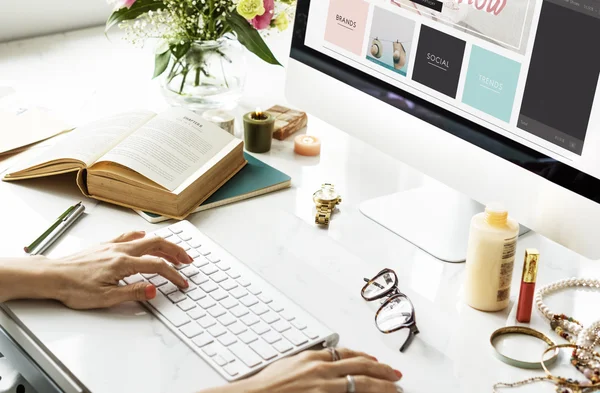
[359,184,530,263]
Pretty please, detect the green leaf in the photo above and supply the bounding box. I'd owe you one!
[153,50,171,79]
[105,0,164,32]
[170,42,191,60]
[226,12,282,66]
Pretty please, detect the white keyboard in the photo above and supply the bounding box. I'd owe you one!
[122,220,339,381]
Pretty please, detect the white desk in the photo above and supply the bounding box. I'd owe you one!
[0,27,599,393]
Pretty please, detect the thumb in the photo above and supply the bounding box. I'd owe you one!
[110,231,146,244]
[110,283,156,306]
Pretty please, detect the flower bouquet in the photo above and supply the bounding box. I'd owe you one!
[106,0,296,109]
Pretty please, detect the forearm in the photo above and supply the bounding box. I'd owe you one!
[0,257,54,303]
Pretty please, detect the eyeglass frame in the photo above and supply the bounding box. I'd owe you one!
[361,268,420,352]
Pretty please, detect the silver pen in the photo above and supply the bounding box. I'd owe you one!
[29,202,86,256]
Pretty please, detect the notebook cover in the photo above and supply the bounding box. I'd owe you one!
[136,153,291,223]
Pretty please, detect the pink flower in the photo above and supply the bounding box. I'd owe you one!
[250,0,274,30]
[109,0,136,9]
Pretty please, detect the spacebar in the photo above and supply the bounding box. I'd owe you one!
[147,293,190,327]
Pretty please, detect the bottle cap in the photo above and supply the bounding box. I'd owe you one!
[522,249,540,283]
[485,203,508,226]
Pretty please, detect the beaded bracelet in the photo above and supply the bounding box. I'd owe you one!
[541,344,600,390]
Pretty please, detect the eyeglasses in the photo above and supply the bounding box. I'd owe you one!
[361,268,419,352]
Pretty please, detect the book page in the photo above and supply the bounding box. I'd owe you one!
[10,111,155,171]
[96,108,236,191]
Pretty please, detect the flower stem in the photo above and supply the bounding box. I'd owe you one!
[179,67,189,95]
[195,67,201,87]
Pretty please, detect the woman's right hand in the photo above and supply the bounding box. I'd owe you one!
[230,347,402,393]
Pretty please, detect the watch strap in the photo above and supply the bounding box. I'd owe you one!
[315,204,332,225]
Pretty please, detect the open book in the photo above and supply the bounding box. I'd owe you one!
[3,108,246,219]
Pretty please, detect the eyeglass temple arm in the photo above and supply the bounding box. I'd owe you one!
[399,325,420,353]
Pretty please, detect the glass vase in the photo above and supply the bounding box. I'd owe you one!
[161,37,247,110]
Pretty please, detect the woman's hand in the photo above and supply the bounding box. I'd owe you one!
[39,231,192,309]
[222,348,402,393]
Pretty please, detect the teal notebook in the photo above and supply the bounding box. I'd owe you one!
[135,153,291,223]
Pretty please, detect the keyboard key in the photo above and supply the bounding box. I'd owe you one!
[283,329,308,346]
[228,322,247,335]
[216,261,231,271]
[251,322,270,335]
[280,311,295,321]
[303,330,319,340]
[257,294,272,304]
[210,271,229,283]
[193,258,210,268]
[169,226,183,234]
[198,297,216,309]
[173,263,187,271]
[201,265,219,276]
[158,282,178,295]
[250,340,278,360]
[273,340,293,354]
[124,274,144,284]
[223,362,241,377]
[220,297,239,309]
[201,343,217,357]
[148,294,190,328]
[188,289,206,301]
[218,333,238,347]
[149,276,168,287]
[192,333,213,348]
[229,342,262,368]
[241,314,260,326]
[210,289,228,301]
[156,229,171,238]
[180,283,197,293]
[250,304,269,316]
[208,305,227,318]
[247,285,262,296]
[220,279,238,291]
[188,238,202,248]
[269,302,284,313]
[226,269,241,279]
[237,278,251,287]
[180,322,203,338]
[200,281,219,293]
[218,313,237,327]
[187,249,200,259]
[208,325,227,338]
[213,355,227,367]
[239,331,259,344]
[261,311,280,324]
[180,232,193,242]
[198,246,211,256]
[142,273,157,279]
[219,351,236,363]
[197,316,217,329]
[230,306,249,318]
[167,236,182,245]
[187,308,206,320]
[191,273,209,285]
[292,320,307,330]
[177,299,196,311]
[263,330,282,344]
[206,254,220,263]
[240,295,259,307]
[230,287,248,299]
[181,266,199,278]
[181,243,191,252]
[168,291,187,303]
[272,320,291,333]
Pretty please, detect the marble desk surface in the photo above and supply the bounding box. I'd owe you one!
[0,26,599,393]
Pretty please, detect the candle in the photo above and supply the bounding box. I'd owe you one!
[243,110,275,153]
[294,135,321,156]
[202,109,235,135]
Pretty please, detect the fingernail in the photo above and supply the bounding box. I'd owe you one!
[139,231,146,235]
[394,370,403,379]
[184,279,189,288]
[145,285,156,300]
[370,356,378,362]
[187,254,194,263]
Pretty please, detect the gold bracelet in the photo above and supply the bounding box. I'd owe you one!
[541,344,600,389]
[490,326,559,369]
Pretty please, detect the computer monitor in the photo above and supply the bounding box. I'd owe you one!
[286,0,600,261]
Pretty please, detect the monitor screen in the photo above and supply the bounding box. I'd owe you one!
[292,0,600,202]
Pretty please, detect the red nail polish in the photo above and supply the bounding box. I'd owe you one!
[184,279,190,288]
[145,285,156,300]
[370,356,378,362]
[394,370,403,379]
[188,254,194,263]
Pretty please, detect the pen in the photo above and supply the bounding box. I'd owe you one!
[24,202,86,255]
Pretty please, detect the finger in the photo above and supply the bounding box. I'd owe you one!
[110,231,146,244]
[331,376,399,393]
[313,348,377,362]
[124,236,192,265]
[125,256,189,288]
[106,283,157,307]
[328,358,400,382]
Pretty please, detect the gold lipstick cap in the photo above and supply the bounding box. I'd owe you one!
[522,249,539,283]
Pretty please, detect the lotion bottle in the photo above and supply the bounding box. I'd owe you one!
[464,204,519,311]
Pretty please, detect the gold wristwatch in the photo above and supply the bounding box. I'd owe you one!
[313,183,342,225]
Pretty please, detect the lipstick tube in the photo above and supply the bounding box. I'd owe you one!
[516,249,539,323]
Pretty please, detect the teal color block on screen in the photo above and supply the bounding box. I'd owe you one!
[462,46,521,122]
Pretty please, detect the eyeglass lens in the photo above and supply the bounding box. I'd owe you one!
[363,272,396,300]
[376,296,414,332]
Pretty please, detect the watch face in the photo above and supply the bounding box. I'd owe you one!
[314,188,338,202]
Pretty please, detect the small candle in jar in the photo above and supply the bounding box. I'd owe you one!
[243,110,275,153]
[202,109,235,135]
[294,135,321,156]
